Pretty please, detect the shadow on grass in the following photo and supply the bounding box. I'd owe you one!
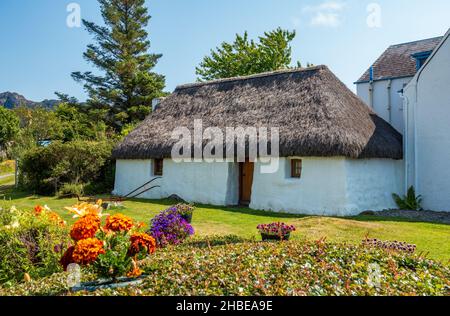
[2,189,448,226]
[348,215,449,226]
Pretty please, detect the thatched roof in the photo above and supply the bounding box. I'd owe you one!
[113,65,403,160]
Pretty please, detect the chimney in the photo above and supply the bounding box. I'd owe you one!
[152,98,164,112]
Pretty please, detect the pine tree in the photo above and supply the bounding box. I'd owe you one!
[72,0,166,130]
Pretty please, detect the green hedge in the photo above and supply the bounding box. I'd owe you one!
[1,237,449,296]
[19,140,115,195]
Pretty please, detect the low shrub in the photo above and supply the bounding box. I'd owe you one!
[149,207,195,247]
[393,186,423,211]
[19,140,115,196]
[58,183,85,198]
[1,239,448,296]
[0,205,69,284]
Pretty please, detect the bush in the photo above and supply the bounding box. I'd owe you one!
[19,140,115,195]
[0,205,69,284]
[149,207,195,247]
[393,186,423,211]
[58,183,85,198]
[1,239,449,296]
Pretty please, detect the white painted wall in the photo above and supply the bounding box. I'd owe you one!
[114,157,404,216]
[345,159,404,213]
[113,160,239,206]
[404,33,450,211]
[356,77,412,134]
[251,157,403,216]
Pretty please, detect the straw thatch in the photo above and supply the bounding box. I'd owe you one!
[112,65,403,160]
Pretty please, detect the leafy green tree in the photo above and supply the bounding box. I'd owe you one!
[72,0,166,130]
[0,107,20,150]
[196,28,302,81]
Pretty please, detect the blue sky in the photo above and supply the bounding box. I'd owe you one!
[1,0,449,102]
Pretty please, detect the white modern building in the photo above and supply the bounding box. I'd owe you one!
[402,29,450,211]
[355,36,443,134]
[112,66,404,216]
[356,29,450,212]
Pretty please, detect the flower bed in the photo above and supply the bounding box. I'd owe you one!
[149,207,194,247]
[1,237,448,296]
[0,204,69,284]
[60,200,157,281]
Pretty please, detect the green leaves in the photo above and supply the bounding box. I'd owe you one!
[196,28,301,81]
[0,107,20,149]
[392,186,423,211]
[72,0,166,130]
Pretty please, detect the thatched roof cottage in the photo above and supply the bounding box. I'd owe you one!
[113,66,404,216]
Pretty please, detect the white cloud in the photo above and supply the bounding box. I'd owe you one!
[302,1,346,28]
[311,12,341,27]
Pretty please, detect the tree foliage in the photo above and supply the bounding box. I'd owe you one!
[72,0,166,130]
[196,28,303,81]
[0,107,20,149]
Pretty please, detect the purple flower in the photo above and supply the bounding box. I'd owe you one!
[149,207,195,247]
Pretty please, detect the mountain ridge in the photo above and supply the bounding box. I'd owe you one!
[0,91,59,109]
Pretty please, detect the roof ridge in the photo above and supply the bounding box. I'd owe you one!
[389,36,443,48]
[176,65,327,90]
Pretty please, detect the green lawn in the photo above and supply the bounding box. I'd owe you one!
[1,189,449,262]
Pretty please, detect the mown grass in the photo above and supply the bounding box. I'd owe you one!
[1,189,449,262]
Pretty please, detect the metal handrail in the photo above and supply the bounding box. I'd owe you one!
[123,177,162,198]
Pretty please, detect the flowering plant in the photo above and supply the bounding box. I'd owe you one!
[149,207,194,247]
[60,202,156,280]
[257,222,296,237]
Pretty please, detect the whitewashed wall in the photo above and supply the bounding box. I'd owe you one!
[344,159,404,213]
[113,160,239,206]
[114,157,404,216]
[404,34,450,212]
[356,77,411,134]
[251,158,348,215]
[251,158,404,216]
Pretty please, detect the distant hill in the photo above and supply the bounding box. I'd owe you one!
[0,92,59,109]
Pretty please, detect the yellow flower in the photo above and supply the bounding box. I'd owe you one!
[65,200,108,219]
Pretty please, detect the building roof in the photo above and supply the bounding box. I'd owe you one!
[356,36,443,83]
[113,66,403,160]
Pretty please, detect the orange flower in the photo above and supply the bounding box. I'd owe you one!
[127,259,142,278]
[72,238,105,265]
[105,214,134,232]
[128,232,156,256]
[48,212,67,227]
[70,214,101,241]
[34,205,44,215]
[65,200,107,219]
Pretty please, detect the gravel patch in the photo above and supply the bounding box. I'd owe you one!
[361,210,450,224]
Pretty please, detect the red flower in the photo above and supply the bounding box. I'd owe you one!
[60,246,75,271]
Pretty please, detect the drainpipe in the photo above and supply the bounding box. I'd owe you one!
[387,79,392,124]
[369,66,374,108]
[401,91,410,194]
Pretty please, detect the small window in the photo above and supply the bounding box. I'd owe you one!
[291,159,302,178]
[154,159,164,176]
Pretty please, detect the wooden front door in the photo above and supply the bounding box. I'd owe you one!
[239,161,254,206]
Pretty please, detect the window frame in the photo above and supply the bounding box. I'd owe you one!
[290,159,302,179]
[153,159,164,176]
